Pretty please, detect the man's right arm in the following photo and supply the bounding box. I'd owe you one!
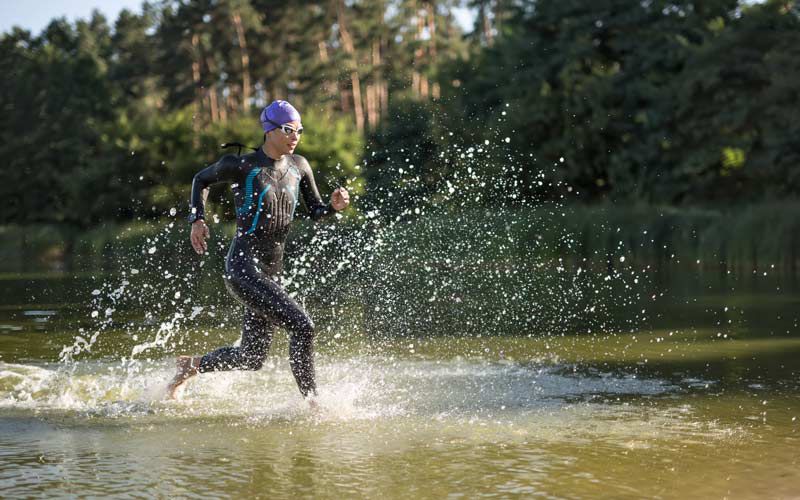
[188,155,240,254]
[189,154,240,222]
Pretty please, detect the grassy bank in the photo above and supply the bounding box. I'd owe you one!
[1,202,798,277]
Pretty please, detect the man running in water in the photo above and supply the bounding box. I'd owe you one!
[167,100,349,401]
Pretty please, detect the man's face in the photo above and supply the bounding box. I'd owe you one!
[267,120,302,156]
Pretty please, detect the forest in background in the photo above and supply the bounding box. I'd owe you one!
[1,0,799,254]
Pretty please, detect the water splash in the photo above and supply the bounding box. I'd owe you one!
[46,119,662,434]
[2,356,677,420]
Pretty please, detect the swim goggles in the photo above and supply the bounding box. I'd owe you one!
[263,118,304,136]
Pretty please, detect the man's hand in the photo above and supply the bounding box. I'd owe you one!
[190,220,210,254]
[331,187,350,212]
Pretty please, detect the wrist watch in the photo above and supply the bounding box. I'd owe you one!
[187,213,204,224]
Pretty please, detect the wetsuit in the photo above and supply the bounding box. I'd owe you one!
[189,147,335,397]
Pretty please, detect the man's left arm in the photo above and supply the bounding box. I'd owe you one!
[295,155,349,220]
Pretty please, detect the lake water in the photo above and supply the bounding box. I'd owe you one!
[1,264,798,499]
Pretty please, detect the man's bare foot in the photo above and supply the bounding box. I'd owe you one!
[166,356,200,399]
[306,393,320,413]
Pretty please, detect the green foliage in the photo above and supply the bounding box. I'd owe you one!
[671,0,800,200]
[441,0,800,204]
[0,15,120,228]
[363,98,446,209]
[0,0,798,236]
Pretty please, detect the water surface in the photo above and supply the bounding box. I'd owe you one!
[1,271,798,498]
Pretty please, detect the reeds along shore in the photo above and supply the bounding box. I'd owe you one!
[2,202,798,279]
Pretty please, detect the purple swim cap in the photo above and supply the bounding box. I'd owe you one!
[260,100,301,132]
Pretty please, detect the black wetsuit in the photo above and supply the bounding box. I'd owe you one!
[189,147,335,397]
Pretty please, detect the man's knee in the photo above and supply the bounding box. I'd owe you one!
[242,346,267,370]
[243,356,265,371]
[291,315,315,339]
[289,316,314,358]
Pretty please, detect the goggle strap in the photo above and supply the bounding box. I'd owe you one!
[221,142,260,156]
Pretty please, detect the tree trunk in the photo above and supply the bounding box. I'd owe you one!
[232,11,251,111]
[191,33,202,135]
[218,93,227,122]
[318,40,337,103]
[414,3,429,98]
[367,40,382,127]
[373,40,385,122]
[427,2,440,99]
[427,2,437,60]
[366,84,374,129]
[205,56,220,123]
[350,73,365,131]
[482,5,494,46]
[208,88,220,123]
[380,76,389,120]
[493,1,504,39]
[337,1,365,132]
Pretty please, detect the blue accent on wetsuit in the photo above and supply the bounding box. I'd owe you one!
[238,167,262,215]
[188,148,336,397]
[246,184,271,235]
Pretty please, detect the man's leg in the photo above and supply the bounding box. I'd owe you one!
[198,308,274,371]
[226,275,317,398]
[167,308,273,398]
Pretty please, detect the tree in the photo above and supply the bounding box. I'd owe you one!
[671,0,800,201]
